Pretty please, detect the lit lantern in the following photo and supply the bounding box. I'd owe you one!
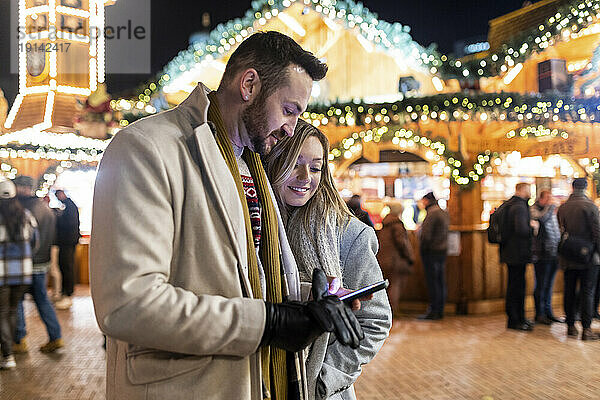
[4,0,117,135]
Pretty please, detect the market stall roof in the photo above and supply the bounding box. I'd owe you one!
[145,0,438,105]
[488,0,572,51]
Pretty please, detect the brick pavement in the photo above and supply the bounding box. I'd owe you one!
[2,286,600,399]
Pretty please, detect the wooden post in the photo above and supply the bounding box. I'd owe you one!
[447,180,484,314]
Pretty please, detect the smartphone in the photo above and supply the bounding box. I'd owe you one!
[338,280,389,302]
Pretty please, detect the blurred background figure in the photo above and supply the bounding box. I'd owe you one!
[12,176,63,354]
[53,190,80,310]
[346,194,374,228]
[557,178,600,340]
[500,183,535,331]
[377,203,414,315]
[417,192,449,320]
[0,179,38,369]
[530,190,563,325]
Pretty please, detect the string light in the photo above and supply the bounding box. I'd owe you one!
[329,126,494,188]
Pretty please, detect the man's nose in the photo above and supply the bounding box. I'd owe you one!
[284,119,298,137]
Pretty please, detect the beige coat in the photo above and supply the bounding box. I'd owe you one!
[90,84,302,400]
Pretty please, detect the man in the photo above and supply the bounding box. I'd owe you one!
[90,31,363,400]
[557,178,600,340]
[54,189,80,310]
[530,190,563,325]
[417,192,449,320]
[500,183,535,331]
[12,176,63,353]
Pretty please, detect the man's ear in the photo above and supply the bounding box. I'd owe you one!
[239,68,261,102]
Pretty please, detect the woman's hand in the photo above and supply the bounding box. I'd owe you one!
[327,277,373,311]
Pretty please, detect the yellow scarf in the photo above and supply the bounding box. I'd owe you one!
[207,92,287,400]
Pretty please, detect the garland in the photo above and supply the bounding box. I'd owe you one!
[303,92,600,127]
[329,124,494,189]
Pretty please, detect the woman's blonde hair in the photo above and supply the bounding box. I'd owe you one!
[264,119,352,226]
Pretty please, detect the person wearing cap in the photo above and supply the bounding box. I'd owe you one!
[557,178,600,340]
[0,179,38,369]
[417,192,449,320]
[12,176,63,354]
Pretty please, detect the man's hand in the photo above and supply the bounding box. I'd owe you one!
[260,269,364,352]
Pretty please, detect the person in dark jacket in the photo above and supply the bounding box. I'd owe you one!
[417,192,449,320]
[500,183,535,331]
[377,203,415,315]
[530,190,563,325]
[346,195,374,228]
[54,189,80,310]
[557,178,600,340]
[12,176,63,353]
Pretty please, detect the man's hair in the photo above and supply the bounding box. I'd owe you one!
[515,182,530,192]
[220,31,327,99]
[538,190,551,200]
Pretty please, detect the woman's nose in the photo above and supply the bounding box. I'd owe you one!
[296,165,309,181]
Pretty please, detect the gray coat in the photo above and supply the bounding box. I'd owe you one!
[306,218,392,400]
[557,190,600,269]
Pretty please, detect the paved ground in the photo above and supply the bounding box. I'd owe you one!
[2,286,600,399]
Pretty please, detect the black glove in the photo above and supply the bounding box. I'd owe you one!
[260,269,364,352]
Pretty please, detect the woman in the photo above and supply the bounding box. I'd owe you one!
[377,203,414,315]
[0,179,38,369]
[265,120,392,400]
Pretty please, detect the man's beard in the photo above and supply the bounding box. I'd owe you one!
[241,94,272,156]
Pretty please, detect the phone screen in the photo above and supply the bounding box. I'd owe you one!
[338,280,388,302]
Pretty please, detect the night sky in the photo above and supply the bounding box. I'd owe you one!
[0,0,531,105]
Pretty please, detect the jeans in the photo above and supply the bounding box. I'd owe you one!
[564,266,599,329]
[0,285,29,357]
[58,245,76,297]
[15,272,62,343]
[421,253,447,315]
[506,264,526,325]
[534,259,559,318]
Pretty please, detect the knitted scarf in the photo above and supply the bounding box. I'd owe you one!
[286,206,343,284]
[286,207,345,400]
[207,92,287,400]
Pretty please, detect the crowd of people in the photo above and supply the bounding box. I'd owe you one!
[496,179,600,339]
[0,178,80,369]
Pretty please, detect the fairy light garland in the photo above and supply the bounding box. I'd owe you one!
[117,92,600,127]
[0,129,109,162]
[303,93,600,127]
[328,125,495,189]
[438,0,600,79]
[506,126,570,139]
